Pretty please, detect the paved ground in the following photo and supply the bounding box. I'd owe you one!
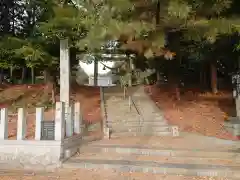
[90,132,239,150]
[0,169,236,180]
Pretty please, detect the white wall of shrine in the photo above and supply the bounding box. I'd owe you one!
[76,55,121,85]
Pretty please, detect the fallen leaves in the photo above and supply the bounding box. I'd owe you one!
[145,85,239,141]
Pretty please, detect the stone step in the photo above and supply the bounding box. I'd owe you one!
[79,144,240,160]
[107,114,141,120]
[107,114,165,119]
[106,101,132,107]
[84,134,239,151]
[107,118,167,125]
[71,151,240,166]
[63,158,240,178]
[109,131,175,137]
[108,125,172,133]
[106,120,168,126]
[107,114,166,121]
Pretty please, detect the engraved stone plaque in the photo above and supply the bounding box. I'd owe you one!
[41,121,55,140]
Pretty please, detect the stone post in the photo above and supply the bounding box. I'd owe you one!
[236,58,240,118]
[17,108,26,140]
[225,69,240,136]
[0,108,8,140]
[55,102,65,141]
[128,57,133,87]
[236,97,240,118]
[60,39,70,106]
[60,39,70,136]
[66,105,74,137]
[35,107,44,140]
[74,102,83,134]
[100,87,109,139]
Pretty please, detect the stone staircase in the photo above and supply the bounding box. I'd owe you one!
[104,86,178,137]
[62,86,240,179]
[63,133,240,178]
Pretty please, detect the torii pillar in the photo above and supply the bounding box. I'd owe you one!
[60,39,72,137]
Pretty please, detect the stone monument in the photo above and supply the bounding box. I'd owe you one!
[224,71,240,137]
[60,39,72,137]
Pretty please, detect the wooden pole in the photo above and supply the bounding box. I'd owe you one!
[94,58,98,86]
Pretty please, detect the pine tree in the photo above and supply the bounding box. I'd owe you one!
[72,0,240,58]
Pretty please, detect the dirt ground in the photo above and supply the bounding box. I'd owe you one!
[0,84,101,140]
[1,83,239,140]
[145,84,239,141]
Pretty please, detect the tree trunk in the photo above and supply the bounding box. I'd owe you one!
[156,0,160,25]
[156,71,161,82]
[2,0,11,34]
[43,69,48,83]
[0,68,3,83]
[200,63,206,88]
[21,67,26,84]
[9,66,13,83]
[156,0,162,85]
[44,69,56,104]
[169,76,180,101]
[31,67,35,84]
[210,62,218,94]
[10,66,13,79]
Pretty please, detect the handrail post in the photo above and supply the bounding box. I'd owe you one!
[128,95,131,112]
[100,86,109,139]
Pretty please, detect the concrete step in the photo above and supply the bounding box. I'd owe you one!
[107,114,140,120]
[109,131,174,137]
[107,121,167,130]
[112,115,166,121]
[66,134,240,178]
[85,134,239,151]
[63,158,240,178]
[71,151,240,166]
[106,120,167,126]
[79,144,240,160]
[109,125,172,133]
[107,118,167,126]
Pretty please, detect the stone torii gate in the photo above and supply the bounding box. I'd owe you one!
[60,39,132,138]
[60,38,113,138]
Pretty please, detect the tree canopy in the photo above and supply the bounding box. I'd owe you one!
[0,0,240,92]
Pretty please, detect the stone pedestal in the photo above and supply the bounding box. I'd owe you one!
[103,127,110,139]
[235,96,240,117]
[224,117,240,136]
